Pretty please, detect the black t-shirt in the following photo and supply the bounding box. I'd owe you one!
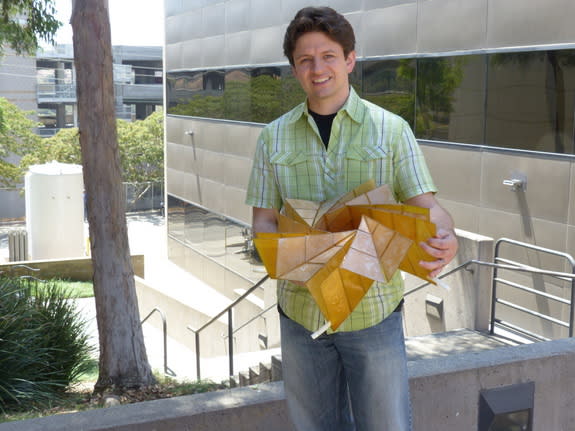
[309,110,337,149]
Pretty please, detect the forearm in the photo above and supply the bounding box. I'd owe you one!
[429,200,455,234]
[252,207,278,234]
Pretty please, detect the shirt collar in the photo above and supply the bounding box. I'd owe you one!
[285,86,365,125]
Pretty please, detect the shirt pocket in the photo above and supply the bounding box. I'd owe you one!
[269,151,309,166]
[269,150,324,201]
[342,144,392,187]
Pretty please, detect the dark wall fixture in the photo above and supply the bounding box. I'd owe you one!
[478,381,534,431]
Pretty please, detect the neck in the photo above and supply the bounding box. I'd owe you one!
[307,87,350,115]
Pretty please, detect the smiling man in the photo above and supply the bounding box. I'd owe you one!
[245,6,458,431]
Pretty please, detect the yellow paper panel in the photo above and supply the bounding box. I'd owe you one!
[276,236,307,278]
[320,270,350,329]
[252,237,279,278]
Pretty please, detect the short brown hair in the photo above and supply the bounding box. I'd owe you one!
[283,7,356,66]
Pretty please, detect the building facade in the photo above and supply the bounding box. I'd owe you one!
[0,44,163,219]
[164,0,575,312]
[35,44,163,136]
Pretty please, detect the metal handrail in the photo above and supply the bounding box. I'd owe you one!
[187,275,269,380]
[491,238,575,339]
[223,302,277,339]
[141,307,174,376]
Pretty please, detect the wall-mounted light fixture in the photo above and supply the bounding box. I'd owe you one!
[478,381,534,430]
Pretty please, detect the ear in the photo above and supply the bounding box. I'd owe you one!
[346,50,356,74]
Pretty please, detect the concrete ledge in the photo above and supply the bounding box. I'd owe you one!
[4,338,575,430]
[409,337,575,430]
[0,382,294,431]
[0,255,144,281]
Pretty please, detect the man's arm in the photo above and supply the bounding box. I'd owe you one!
[252,207,278,233]
[404,192,458,278]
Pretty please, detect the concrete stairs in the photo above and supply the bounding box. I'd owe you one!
[229,354,282,388]
[227,328,513,388]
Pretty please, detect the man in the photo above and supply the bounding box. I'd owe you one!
[245,6,458,431]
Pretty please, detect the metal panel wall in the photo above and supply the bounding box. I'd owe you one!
[165,0,575,71]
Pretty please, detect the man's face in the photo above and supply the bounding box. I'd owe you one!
[291,31,356,114]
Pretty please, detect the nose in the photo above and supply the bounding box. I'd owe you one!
[311,57,325,73]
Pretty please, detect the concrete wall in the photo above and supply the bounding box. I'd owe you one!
[8,337,575,431]
[403,229,494,336]
[0,255,144,281]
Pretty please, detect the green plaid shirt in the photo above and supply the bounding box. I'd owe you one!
[246,87,437,333]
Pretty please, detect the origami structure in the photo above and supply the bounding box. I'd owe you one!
[253,180,437,333]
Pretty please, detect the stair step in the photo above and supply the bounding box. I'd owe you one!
[271,355,283,381]
[259,362,271,382]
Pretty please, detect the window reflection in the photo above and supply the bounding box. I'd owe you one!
[281,66,306,113]
[167,70,225,118]
[250,67,283,123]
[167,195,264,281]
[416,55,485,144]
[167,195,185,241]
[362,59,415,128]
[166,48,575,155]
[185,204,206,247]
[224,68,251,121]
[487,50,575,154]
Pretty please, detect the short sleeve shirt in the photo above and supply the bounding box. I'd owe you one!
[245,87,437,333]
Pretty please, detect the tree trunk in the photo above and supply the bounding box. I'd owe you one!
[71,0,156,391]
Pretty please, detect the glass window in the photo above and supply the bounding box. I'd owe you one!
[224,68,251,121]
[184,204,206,248]
[167,70,225,118]
[416,55,485,144]
[487,49,575,154]
[250,67,283,123]
[281,66,307,113]
[166,196,264,281]
[167,195,185,241]
[362,59,416,129]
[167,48,575,155]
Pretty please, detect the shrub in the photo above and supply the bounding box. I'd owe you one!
[0,276,93,412]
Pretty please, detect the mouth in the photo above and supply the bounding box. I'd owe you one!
[313,77,331,85]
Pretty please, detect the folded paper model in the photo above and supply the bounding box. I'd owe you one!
[253,180,437,332]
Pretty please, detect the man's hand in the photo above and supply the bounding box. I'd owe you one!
[418,228,458,278]
[404,192,458,279]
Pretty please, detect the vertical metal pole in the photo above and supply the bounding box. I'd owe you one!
[228,309,234,377]
[162,315,168,376]
[490,239,502,335]
[195,332,201,380]
[569,260,575,337]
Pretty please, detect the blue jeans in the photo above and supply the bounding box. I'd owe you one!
[280,311,412,431]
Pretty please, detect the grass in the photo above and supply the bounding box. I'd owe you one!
[41,279,94,298]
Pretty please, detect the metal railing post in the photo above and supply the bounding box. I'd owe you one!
[141,307,170,376]
[490,240,503,335]
[195,331,201,380]
[228,309,234,377]
[186,275,269,381]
